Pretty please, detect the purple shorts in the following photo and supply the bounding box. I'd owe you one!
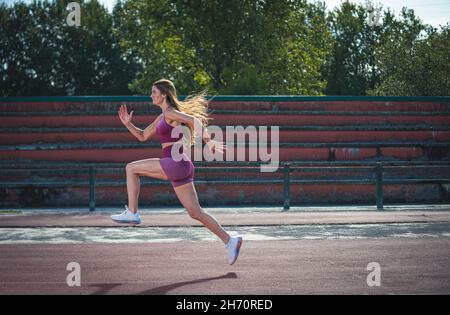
[159,145,195,188]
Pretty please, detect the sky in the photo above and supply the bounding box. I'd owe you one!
[321,0,449,27]
[1,0,449,28]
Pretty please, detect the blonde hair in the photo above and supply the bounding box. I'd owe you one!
[153,79,212,146]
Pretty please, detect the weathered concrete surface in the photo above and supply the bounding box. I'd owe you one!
[1,208,449,227]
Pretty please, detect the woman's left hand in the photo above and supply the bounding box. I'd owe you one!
[206,140,227,154]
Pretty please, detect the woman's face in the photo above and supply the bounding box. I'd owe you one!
[151,85,165,106]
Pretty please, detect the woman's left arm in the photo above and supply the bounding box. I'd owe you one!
[164,109,210,143]
[165,109,226,153]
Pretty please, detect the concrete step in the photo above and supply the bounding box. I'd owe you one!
[1,127,450,144]
[0,182,447,207]
[1,112,449,128]
[1,142,449,162]
[2,166,446,183]
[3,160,447,171]
[2,161,447,207]
[1,98,449,112]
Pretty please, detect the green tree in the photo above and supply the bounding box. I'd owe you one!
[323,1,449,96]
[0,0,140,96]
[322,0,385,95]
[114,0,333,95]
[368,8,449,96]
[0,2,37,96]
[265,0,332,95]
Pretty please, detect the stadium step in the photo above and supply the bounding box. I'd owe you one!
[1,126,450,144]
[1,142,449,162]
[1,98,449,112]
[0,182,447,207]
[1,96,449,207]
[2,112,449,127]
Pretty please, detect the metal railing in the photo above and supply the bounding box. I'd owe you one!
[1,161,449,211]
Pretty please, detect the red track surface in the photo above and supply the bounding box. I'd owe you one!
[1,238,449,295]
[1,209,450,294]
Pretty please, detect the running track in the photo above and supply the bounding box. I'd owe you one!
[1,208,450,295]
[1,238,449,294]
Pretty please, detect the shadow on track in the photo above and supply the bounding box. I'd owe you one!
[139,272,238,295]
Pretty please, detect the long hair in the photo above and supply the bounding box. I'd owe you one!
[153,79,212,146]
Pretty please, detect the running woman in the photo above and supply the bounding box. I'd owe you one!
[111,79,243,265]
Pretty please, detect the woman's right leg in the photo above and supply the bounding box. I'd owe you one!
[125,158,168,213]
[174,182,243,265]
[173,182,230,245]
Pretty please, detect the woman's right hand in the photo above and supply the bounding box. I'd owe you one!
[118,104,133,126]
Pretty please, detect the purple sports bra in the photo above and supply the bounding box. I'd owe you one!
[156,114,183,144]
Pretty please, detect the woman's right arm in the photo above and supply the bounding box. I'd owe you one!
[119,104,161,142]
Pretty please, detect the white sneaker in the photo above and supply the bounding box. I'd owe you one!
[226,236,243,265]
[111,206,141,224]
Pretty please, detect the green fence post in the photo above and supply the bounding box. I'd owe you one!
[376,162,384,210]
[283,164,291,211]
[89,166,96,212]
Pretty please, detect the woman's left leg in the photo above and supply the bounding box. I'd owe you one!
[111,158,169,224]
[173,182,230,245]
[126,158,168,213]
